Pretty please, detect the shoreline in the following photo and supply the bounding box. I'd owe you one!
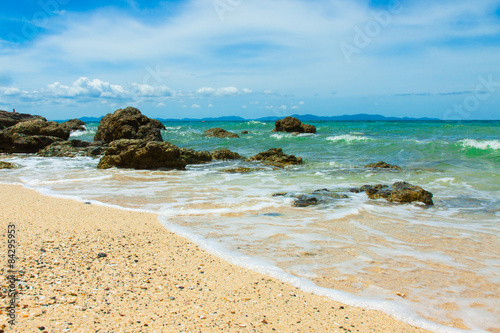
[0,183,432,332]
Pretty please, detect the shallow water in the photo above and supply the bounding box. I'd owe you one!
[1,120,499,332]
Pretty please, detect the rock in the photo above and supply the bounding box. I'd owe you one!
[292,195,318,207]
[248,148,302,168]
[223,167,265,173]
[364,161,402,170]
[353,182,433,205]
[273,117,316,134]
[211,148,242,160]
[273,189,349,207]
[204,128,239,138]
[0,161,17,169]
[0,110,46,130]
[97,253,107,258]
[180,148,212,164]
[7,119,70,140]
[38,140,107,157]
[241,130,249,134]
[0,131,64,153]
[97,139,186,170]
[94,107,165,143]
[60,119,86,132]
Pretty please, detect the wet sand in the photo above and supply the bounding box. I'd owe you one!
[0,184,430,332]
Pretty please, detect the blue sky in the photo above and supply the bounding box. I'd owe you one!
[1,0,499,120]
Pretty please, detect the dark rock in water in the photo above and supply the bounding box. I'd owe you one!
[0,161,18,169]
[273,189,350,207]
[364,161,402,170]
[293,195,318,207]
[204,128,239,138]
[0,131,64,153]
[60,119,86,132]
[0,110,46,130]
[94,107,165,143]
[212,148,242,160]
[223,167,266,173]
[97,139,186,170]
[241,130,249,134]
[7,119,70,140]
[180,148,212,164]
[352,181,433,205]
[273,117,316,134]
[38,140,108,157]
[97,253,107,258]
[248,148,302,168]
[262,213,283,217]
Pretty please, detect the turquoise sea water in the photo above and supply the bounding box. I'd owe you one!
[1,120,499,332]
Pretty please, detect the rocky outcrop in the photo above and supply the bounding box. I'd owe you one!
[273,189,349,207]
[38,140,107,157]
[364,161,402,170]
[0,110,46,130]
[212,148,242,160]
[248,148,302,168]
[0,131,63,153]
[273,117,316,134]
[60,119,86,132]
[351,182,433,205]
[7,119,70,140]
[241,130,249,135]
[180,148,213,165]
[97,139,186,170]
[94,107,165,143]
[0,161,18,169]
[204,128,239,138]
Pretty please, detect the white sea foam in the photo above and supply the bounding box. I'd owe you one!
[459,139,500,150]
[326,134,374,142]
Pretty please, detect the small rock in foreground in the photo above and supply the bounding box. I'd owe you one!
[364,161,402,170]
[248,148,302,168]
[351,181,433,205]
[204,128,239,138]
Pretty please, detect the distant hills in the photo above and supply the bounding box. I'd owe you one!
[79,114,439,123]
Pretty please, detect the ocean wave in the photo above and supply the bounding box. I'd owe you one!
[70,129,94,137]
[459,139,500,150]
[247,120,266,125]
[326,134,374,143]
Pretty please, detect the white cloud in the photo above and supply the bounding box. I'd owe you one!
[242,105,247,108]
[195,86,252,96]
[291,106,299,109]
[191,104,201,108]
[208,104,214,107]
[299,101,305,105]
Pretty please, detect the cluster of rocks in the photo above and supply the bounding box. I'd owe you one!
[0,110,88,154]
[274,181,433,208]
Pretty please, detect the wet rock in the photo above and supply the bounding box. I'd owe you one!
[97,139,186,170]
[203,128,239,138]
[241,130,249,134]
[292,195,318,207]
[248,148,302,168]
[0,131,64,153]
[60,119,86,132]
[364,161,402,170]
[273,189,350,207]
[0,110,46,130]
[211,148,242,160]
[180,148,212,164]
[0,161,18,169]
[223,167,265,173]
[7,119,70,140]
[94,107,165,143]
[352,182,433,205]
[38,140,108,157]
[273,117,316,134]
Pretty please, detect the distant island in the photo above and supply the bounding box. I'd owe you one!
[78,114,439,123]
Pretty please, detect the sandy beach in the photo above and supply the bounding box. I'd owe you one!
[0,183,431,332]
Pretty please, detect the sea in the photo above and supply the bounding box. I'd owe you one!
[1,120,499,332]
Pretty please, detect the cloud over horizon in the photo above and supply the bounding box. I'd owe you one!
[0,0,499,119]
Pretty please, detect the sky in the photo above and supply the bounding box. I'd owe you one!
[0,0,500,120]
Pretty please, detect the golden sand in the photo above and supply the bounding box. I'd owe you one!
[0,184,430,332]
